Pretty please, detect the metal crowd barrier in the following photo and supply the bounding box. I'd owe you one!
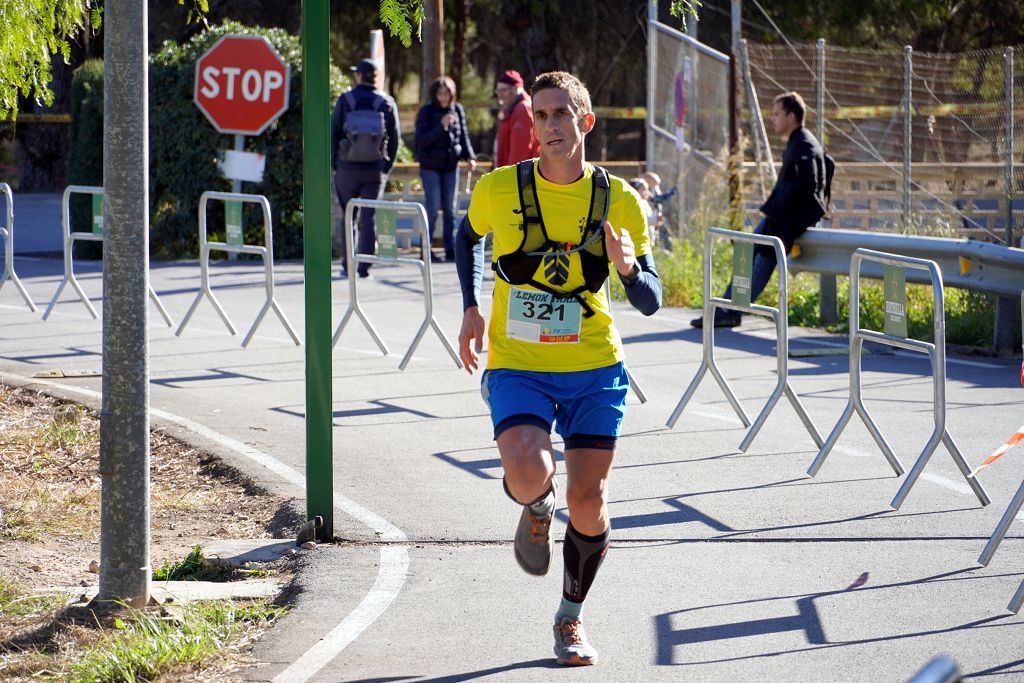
[603,277,648,403]
[175,191,300,347]
[975,290,1024,614]
[333,198,461,370]
[0,183,35,311]
[807,248,990,510]
[667,227,824,451]
[42,185,174,326]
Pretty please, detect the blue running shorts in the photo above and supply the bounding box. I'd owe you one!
[480,362,629,445]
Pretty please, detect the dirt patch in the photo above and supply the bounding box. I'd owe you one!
[0,381,302,678]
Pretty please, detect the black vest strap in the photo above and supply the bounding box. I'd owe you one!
[494,160,612,317]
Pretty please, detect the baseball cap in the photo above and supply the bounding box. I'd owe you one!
[351,59,380,78]
[496,69,524,88]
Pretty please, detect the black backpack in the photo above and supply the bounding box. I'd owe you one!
[338,92,388,163]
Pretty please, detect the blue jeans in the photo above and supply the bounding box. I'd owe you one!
[723,218,777,304]
[420,167,459,254]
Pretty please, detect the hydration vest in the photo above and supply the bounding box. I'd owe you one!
[493,159,610,318]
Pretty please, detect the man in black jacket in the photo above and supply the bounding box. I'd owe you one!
[331,59,400,278]
[693,91,826,328]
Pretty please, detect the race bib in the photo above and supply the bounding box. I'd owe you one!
[506,288,582,344]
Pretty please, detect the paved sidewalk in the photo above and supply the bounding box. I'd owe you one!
[1,252,1023,681]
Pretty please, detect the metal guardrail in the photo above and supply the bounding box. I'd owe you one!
[176,192,300,347]
[807,248,990,510]
[0,183,35,311]
[789,228,1024,297]
[666,227,824,452]
[332,198,461,370]
[42,185,174,326]
[975,290,1024,614]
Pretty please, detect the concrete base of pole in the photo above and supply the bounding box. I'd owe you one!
[993,296,1018,355]
[97,566,151,609]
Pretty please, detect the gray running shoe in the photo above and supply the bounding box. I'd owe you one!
[553,616,598,666]
[513,487,554,576]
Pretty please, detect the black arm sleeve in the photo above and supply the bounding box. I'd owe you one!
[618,252,661,316]
[455,215,485,311]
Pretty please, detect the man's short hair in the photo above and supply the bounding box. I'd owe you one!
[774,91,806,124]
[531,71,592,117]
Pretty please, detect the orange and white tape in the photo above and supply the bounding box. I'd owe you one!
[969,424,1024,478]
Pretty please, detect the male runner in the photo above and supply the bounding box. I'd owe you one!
[455,71,662,666]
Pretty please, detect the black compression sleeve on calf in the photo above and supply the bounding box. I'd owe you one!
[455,215,485,311]
[562,523,610,603]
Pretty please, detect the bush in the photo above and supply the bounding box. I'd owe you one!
[67,59,105,258]
[67,22,349,260]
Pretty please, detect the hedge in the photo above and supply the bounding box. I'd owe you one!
[67,21,349,260]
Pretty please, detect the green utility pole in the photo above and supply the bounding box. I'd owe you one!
[98,0,151,608]
[302,0,334,540]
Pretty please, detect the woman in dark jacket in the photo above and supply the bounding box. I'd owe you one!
[415,76,476,261]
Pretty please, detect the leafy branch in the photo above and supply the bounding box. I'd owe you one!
[379,0,424,48]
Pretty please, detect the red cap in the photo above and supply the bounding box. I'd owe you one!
[496,69,524,88]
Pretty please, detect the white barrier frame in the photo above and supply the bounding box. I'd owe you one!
[0,183,35,311]
[175,191,300,347]
[976,290,1024,613]
[333,198,461,370]
[807,248,990,509]
[667,227,824,452]
[42,185,173,325]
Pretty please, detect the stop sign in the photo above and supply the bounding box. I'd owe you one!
[194,35,290,136]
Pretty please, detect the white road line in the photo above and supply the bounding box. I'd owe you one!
[0,372,408,683]
[920,472,975,496]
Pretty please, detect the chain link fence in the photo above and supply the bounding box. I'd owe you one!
[745,41,1022,245]
[647,20,730,239]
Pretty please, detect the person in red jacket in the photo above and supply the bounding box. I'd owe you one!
[494,69,540,167]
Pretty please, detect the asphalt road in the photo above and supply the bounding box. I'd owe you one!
[2,192,1023,681]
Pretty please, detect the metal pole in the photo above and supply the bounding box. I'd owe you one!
[1006,47,1015,248]
[302,0,334,541]
[646,0,656,173]
[98,0,150,608]
[993,47,1017,355]
[817,38,838,325]
[227,134,244,261]
[903,45,913,230]
[728,0,741,226]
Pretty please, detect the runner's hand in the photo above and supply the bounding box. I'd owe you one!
[604,221,636,277]
[459,306,486,374]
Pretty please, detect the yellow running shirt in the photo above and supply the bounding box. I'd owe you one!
[467,161,651,372]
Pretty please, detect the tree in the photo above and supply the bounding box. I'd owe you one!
[0,0,100,120]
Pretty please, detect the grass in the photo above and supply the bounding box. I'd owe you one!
[0,575,67,618]
[152,545,233,583]
[66,600,287,683]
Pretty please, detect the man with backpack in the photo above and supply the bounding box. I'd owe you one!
[331,58,400,278]
[692,90,833,328]
[455,71,661,666]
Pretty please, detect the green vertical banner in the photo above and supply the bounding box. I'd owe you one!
[376,208,398,258]
[92,194,104,235]
[731,241,753,308]
[883,264,908,338]
[225,201,243,246]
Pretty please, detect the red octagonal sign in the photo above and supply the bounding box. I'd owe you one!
[194,35,291,136]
